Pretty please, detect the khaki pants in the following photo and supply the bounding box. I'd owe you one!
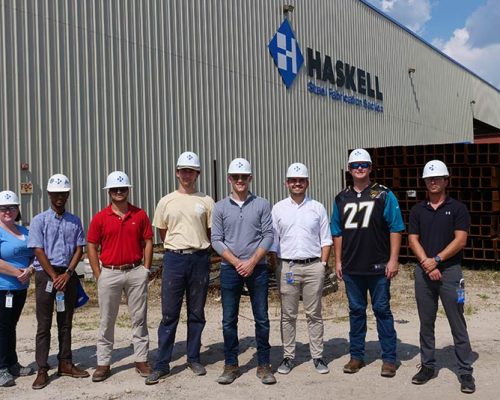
[277,260,325,359]
[97,265,149,366]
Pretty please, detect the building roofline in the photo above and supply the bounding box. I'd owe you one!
[358,0,500,93]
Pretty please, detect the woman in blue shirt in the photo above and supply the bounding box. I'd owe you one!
[0,190,35,387]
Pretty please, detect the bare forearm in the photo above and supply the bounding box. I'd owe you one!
[87,243,101,278]
[321,245,331,264]
[389,232,402,262]
[143,239,153,269]
[408,234,428,263]
[333,237,342,265]
[0,260,23,277]
[34,248,57,280]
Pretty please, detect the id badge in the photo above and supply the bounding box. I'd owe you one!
[5,293,13,308]
[46,280,54,293]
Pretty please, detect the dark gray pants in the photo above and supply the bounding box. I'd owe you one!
[415,264,473,374]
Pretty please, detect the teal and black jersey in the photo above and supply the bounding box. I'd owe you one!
[331,183,404,275]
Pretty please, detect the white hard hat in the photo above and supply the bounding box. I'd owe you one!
[47,174,71,192]
[0,190,20,206]
[176,151,201,171]
[422,160,449,178]
[227,158,252,174]
[348,148,372,164]
[286,162,309,178]
[103,171,133,189]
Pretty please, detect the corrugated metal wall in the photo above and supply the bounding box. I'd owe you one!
[1,0,499,230]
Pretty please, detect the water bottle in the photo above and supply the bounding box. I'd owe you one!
[56,290,65,312]
[456,278,465,304]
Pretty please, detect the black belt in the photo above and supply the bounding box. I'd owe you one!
[281,257,319,264]
[102,261,141,270]
[167,249,205,255]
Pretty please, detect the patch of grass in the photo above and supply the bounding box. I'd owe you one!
[476,293,489,300]
[464,304,475,316]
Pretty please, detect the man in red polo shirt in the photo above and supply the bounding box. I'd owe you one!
[87,171,153,382]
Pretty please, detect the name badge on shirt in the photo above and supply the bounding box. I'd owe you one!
[5,293,13,308]
[46,280,54,293]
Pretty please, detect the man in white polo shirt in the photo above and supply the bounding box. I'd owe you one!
[271,163,332,375]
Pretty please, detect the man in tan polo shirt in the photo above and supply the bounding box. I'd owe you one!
[146,151,215,385]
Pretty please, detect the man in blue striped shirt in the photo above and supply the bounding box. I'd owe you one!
[211,158,275,385]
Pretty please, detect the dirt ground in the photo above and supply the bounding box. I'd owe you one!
[4,265,500,400]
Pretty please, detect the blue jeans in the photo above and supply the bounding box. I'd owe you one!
[343,273,397,363]
[220,264,270,366]
[155,250,210,371]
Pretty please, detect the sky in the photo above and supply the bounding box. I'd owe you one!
[364,0,500,90]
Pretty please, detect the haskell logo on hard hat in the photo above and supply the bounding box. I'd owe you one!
[268,19,304,89]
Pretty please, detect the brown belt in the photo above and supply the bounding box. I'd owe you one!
[102,261,141,271]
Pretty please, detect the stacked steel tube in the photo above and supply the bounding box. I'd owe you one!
[347,143,500,266]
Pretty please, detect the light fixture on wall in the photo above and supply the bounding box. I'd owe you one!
[283,4,295,17]
[470,100,476,105]
[408,67,416,75]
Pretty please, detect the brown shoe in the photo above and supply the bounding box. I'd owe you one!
[256,364,277,385]
[57,360,90,378]
[92,365,111,382]
[381,362,397,378]
[32,368,50,390]
[135,362,152,377]
[216,365,241,385]
[343,358,365,374]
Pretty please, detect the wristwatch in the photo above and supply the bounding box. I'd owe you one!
[65,269,74,277]
[433,255,442,264]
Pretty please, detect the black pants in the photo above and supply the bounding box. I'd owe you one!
[35,268,77,368]
[0,289,27,369]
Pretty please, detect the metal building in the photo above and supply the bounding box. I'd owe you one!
[1,0,500,229]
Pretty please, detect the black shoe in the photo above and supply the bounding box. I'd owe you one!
[145,369,170,385]
[411,365,435,385]
[460,374,475,394]
[187,362,207,376]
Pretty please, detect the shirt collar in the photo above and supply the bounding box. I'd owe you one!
[47,208,66,219]
[104,203,133,217]
[228,192,255,205]
[288,196,309,207]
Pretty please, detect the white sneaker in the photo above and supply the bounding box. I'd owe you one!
[313,358,329,374]
[277,358,294,374]
[0,368,15,387]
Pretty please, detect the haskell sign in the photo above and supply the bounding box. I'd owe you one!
[269,19,384,112]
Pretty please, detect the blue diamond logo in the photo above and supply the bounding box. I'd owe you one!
[268,19,304,89]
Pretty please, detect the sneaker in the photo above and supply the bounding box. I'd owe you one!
[187,362,207,376]
[216,365,241,385]
[277,358,294,374]
[460,374,476,394]
[411,365,435,385]
[145,369,170,385]
[313,358,329,374]
[0,368,15,387]
[256,364,277,385]
[9,362,34,377]
[381,361,397,378]
[343,358,365,374]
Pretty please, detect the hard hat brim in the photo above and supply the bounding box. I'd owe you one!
[47,188,71,192]
[176,166,201,171]
[102,184,133,190]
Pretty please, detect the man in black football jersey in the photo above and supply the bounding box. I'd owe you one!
[331,148,404,378]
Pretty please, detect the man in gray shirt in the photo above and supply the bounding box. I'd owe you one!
[211,158,275,385]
